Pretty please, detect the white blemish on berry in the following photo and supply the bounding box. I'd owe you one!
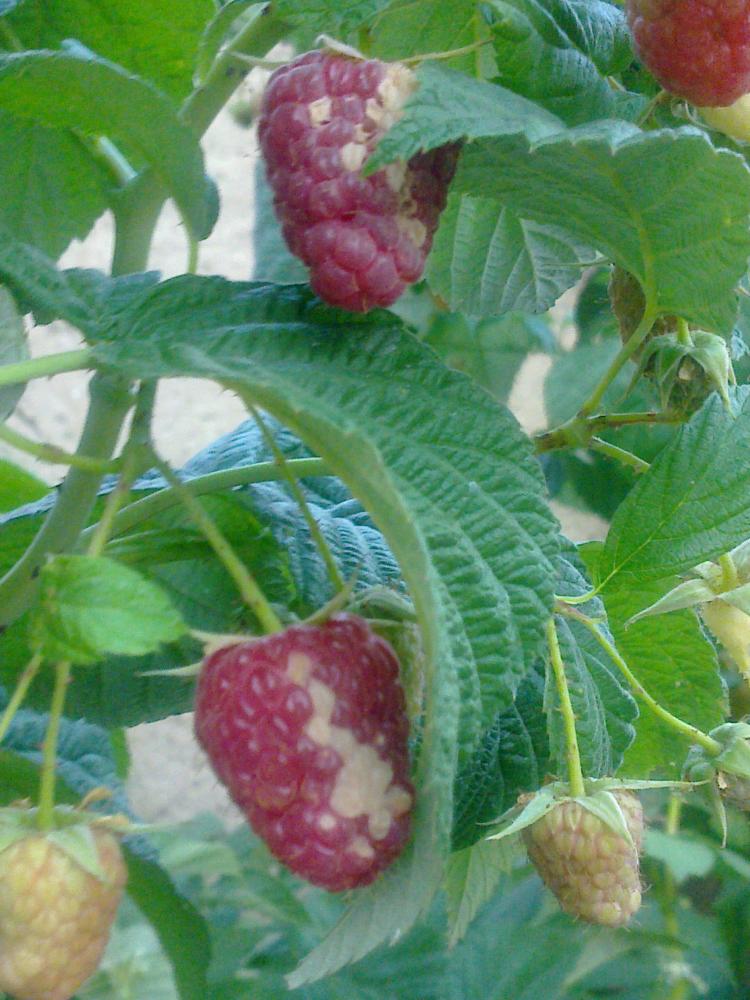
[303,677,413,838]
[396,214,427,248]
[286,652,313,686]
[340,141,367,172]
[377,64,417,113]
[385,161,407,192]
[308,96,333,126]
[318,813,337,832]
[348,836,375,859]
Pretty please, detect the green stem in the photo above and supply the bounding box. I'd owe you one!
[155,458,282,634]
[676,317,693,347]
[579,307,659,417]
[0,421,119,474]
[83,458,329,544]
[401,39,491,65]
[249,406,344,592]
[591,410,683,429]
[0,349,94,390]
[93,137,138,187]
[112,6,288,275]
[561,604,722,756]
[0,373,133,629]
[555,585,603,606]
[535,409,682,455]
[182,7,288,136]
[546,617,586,797]
[0,19,23,51]
[86,383,157,557]
[0,654,42,745]
[719,552,739,593]
[589,436,650,474]
[37,660,71,831]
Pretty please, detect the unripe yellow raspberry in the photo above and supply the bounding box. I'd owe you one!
[701,599,750,677]
[522,790,644,927]
[701,95,750,142]
[0,828,126,1000]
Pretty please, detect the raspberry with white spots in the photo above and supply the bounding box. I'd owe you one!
[257,50,458,312]
[626,0,750,107]
[522,790,644,927]
[194,614,414,891]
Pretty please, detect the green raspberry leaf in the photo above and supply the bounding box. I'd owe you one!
[0,50,217,240]
[426,193,595,316]
[2,0,216,102]
[444,838,517,946]
[485,0,644,125]
[272,0,390,33]
[581,543,725,778]
[92,274,559,983]
[455,124,750,333]
[0,461,48,514]
[598,389,750,588]
[29,555,187,665]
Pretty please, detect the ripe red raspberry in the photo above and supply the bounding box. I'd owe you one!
[522,790,644,927]
[0,827,126,1000]
[194,614,414,891]
[626,0,750,107]
[257,50,458,312]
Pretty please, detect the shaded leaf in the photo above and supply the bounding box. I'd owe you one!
[0,50,216,239]
[0,284,27,418]
[427,193,594,316]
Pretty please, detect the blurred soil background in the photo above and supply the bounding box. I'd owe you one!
[0,97,606,825]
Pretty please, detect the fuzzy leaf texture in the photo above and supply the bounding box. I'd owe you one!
[367,62,562,171]
[0,108,110,258]
[271,0,391,33]
[424,311,556,402]
[0,234,160,334]
[451,662,548,851]
[454,123,750,333]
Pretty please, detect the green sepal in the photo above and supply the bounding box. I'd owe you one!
[718,582,750,615]
[626,578,715,625]
[486,777,694,850]
[711,722,750,779]
[0,805,128,882]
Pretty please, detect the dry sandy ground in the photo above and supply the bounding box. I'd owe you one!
[1,108,606,823]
